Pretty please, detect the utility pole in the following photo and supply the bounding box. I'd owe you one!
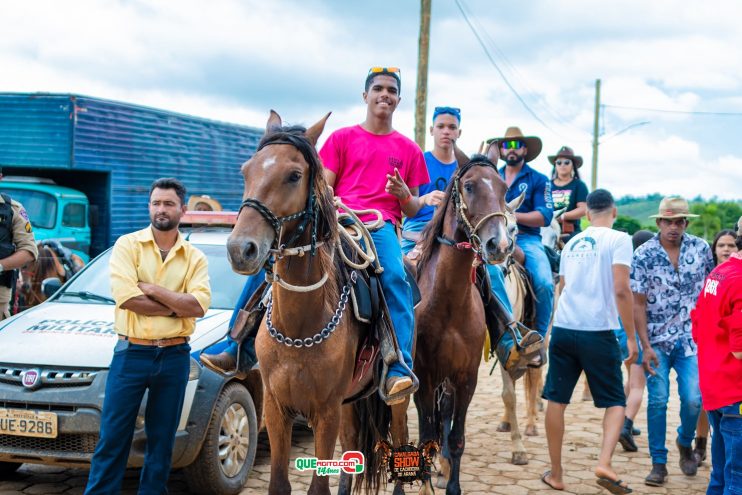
[591,78,601,190]
[414,0,431,149]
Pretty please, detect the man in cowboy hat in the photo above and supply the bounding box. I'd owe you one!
[631,196,714,486]
[485,126,554,371]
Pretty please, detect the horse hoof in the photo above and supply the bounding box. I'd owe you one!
[525,425,538,436]
[496,422,511,432]
[511,451,529,465]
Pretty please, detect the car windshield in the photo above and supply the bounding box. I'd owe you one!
[58,243,247,310]
[1,188,57,229]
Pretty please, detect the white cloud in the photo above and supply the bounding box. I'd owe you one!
[1,0,741,200]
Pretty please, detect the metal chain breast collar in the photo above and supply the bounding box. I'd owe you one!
[265,274,354,348]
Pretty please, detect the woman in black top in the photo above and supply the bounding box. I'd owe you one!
[549,146,589,243]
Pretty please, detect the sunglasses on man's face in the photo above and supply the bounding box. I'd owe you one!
[500,140,525,150]
[555,160,572,166]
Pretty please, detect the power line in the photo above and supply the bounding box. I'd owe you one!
[454,0,584,142]
[457,0,589,138]
[604,104,742,116]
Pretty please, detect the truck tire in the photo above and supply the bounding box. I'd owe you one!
[183,383,258,495]
[0,461,21,478]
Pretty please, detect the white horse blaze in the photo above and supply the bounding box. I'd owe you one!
[262,157,277,170]
[481,178,494,191]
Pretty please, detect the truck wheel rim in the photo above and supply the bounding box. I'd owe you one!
[218,403,250,477]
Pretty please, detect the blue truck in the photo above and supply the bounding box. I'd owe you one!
[0,93,262,256]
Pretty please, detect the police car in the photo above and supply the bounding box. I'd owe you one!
[0,225,261,495]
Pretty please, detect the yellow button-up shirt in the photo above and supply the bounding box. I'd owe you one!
[110,226,211,339]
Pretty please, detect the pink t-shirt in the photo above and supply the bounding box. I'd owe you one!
[319,125,429,224]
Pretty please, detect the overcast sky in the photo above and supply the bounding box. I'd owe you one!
[3,0,741,200]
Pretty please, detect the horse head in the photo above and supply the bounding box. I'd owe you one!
[227,110,336,275]
[450,145,513,264]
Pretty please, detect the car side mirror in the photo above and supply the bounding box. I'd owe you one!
[41,277,63,299]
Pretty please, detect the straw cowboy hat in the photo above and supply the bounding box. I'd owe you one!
[548,146,583,169]
[486,126,542,163]
[649,196,699,219]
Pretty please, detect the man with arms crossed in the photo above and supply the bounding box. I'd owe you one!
[85,178,211,494]
[541,189,637,494]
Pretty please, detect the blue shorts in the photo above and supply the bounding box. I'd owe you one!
[614,328,643,364]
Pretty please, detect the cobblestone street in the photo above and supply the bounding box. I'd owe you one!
[1,360,710,494]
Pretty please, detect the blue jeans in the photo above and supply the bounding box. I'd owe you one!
[517,233,554,336]
[645,339,702,465]
[221,269,266,359]
[373,222,414,378]
[707,400,742,495]
[401,219,426,255]
[85,342,191,495]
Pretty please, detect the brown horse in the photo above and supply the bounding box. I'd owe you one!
[496,209,561,464]
[18,243,83,311]
[412,152,517,495]
[226,111,408,495]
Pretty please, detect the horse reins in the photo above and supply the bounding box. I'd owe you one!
[438,159,509,258]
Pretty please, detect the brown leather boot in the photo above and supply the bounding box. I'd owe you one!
[504,330,543,380]
[677,439,699,476]
[385,376,413,405]
[644,463,668,486]
[200,352,237,373]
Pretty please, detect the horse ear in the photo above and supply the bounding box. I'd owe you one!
[305,112,332,146]
[266,110,282,134]
[507,190,526,211]
[452,141,470,167]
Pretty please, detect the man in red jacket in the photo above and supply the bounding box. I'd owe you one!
[691,230,742,495]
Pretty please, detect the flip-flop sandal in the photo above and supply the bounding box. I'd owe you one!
[597,476,633,494]
[541,470,564,491]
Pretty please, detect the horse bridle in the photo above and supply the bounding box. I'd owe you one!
[237,132,321,258]
[440,159,509,255]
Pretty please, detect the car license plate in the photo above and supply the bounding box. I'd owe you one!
[0,408,58,438]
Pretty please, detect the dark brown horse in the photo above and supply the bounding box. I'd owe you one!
[412,151,518,495]
[18,243,83,311]
[226,111,408,495]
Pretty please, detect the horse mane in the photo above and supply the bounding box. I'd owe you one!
[259,125,340,309]
[415,154,499,277]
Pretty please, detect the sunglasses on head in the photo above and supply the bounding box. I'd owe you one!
[500,140,525,150]
[555,159,572,166]
[434,106,460,117]
[368,66,401,76]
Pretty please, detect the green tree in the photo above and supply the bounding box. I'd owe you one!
[614,215,642,234]
[688,203,721,241]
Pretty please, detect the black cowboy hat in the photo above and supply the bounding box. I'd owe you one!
[548,146,583,169]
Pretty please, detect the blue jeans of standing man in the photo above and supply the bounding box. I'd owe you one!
[85,342,191,495]
[374,222,414,378]
[707,400,742,495]
[645,339,702,465]
[516,233,554,337]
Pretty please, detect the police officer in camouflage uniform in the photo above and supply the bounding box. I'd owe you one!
[0,168,38,319]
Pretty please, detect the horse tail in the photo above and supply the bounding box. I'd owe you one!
[352,390,391,495]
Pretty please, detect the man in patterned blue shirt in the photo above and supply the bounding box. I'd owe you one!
[631,196,714,486]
